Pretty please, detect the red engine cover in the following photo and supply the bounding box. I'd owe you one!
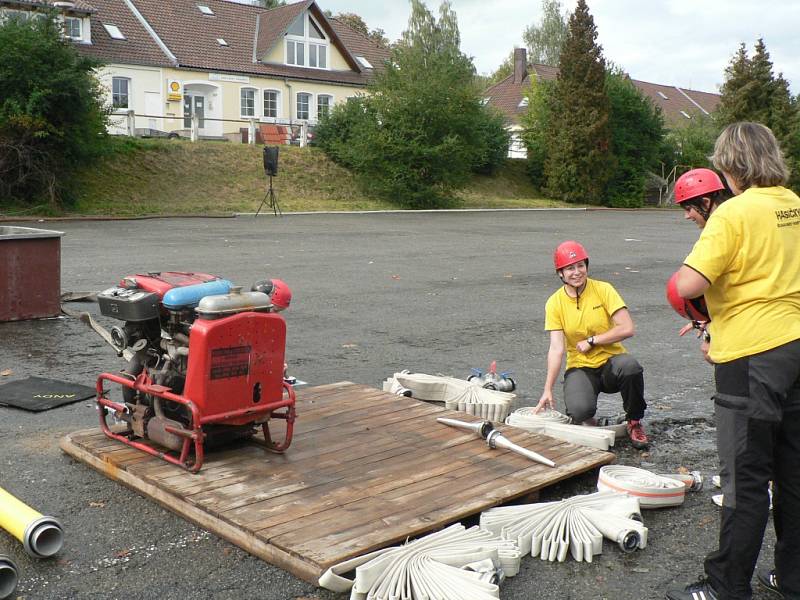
[121,272,220,298]
[183,311,287,424]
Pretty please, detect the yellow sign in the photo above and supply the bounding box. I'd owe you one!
[167,79,182,102]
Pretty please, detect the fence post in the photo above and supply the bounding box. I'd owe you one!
[191,112,199,142]
[299,122,307,148]
[126,110,136,137]
[248,119,256,146]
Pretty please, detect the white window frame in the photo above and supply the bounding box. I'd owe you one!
[262,89,281,120]
[240,86,258,118]
[316,93,333,120]
[63,16,83,40]
[103,23,125,40]
[296,91,313,121]
[111,76,130,111]
[284,12,329,70]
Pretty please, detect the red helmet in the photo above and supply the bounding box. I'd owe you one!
[674,169,725,204]
[666,272,710,321]
[251,278,292,310]
[553,241,589,271]
[269,278,292,310]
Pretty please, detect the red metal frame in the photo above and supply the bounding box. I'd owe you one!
[96,371,296,473]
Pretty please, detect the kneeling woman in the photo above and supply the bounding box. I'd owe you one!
[534,241,648,448]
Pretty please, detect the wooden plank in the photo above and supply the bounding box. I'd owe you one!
[60,382,615,584]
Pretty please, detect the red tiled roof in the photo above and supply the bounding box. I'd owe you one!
[69,0,387,85]
[0,0,96,13]
[74,0,174,68]
[485,62,720,129]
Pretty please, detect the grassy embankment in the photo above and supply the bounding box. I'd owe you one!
[14,138,572,217]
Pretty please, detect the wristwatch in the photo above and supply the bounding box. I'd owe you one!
[587,336,595,347]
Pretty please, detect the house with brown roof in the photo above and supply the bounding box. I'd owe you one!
[486,49,720,158]
[0,0,390,139]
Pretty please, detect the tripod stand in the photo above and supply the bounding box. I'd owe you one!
[256,175,282,216]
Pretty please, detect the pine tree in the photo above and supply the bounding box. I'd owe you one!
[544,0,612,204]
[718,43,752,124]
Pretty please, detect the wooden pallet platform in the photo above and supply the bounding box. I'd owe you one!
[60,381,614,584]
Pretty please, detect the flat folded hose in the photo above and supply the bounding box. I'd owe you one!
[318,523,521,599]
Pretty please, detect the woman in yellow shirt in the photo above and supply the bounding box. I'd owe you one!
[534,240,648,449]
[667,123,800,600]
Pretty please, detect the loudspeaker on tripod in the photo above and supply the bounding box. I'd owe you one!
[263,146,279,177]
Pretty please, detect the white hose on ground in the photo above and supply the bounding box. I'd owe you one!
[318,523,521,599]
[505,408,617,450]
[596,465,691,508]
[480,491,647,563]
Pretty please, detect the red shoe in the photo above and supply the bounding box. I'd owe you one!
[627,420,649,449]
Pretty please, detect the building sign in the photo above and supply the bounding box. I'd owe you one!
[167,79,182,101]
[209,72,250,83]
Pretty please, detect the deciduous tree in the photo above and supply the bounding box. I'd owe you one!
[522,0,568,66]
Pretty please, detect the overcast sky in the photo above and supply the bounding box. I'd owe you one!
[312,0,800,93]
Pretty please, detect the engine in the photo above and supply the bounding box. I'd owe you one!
[95,272,296,472]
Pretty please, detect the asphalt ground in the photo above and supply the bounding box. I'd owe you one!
[0,210,781,599]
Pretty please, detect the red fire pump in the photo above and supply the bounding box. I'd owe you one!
[95,272,296,472]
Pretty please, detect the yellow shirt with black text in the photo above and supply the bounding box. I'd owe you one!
[684,186,800,363]
[544,278,628,370]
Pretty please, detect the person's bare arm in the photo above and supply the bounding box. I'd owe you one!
[535,330,565,412]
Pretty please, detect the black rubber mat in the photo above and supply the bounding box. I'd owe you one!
[0,376,96,412]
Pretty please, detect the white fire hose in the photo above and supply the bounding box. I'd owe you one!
[480,491,647,563]
[596,465,702,508]
[318,523,521,599]
[505,408,618,451]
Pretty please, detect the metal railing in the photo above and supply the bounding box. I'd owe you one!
[111,110,311,146]
[658,164,693,206]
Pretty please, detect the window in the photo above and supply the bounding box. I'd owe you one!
[317,94,332,120]
[657,91,669,100]
[103,23,125,40]
[518,97,529,108]
[355,56,373,69]
[112,77,130,110]
[241,88,256,117]
[1,9,28,22]
[263,90,279,118]
[284,12,328,69]
[63,17,82,40]
[680,110,692,119]
[481,97,491,106]
[217,38,228,46]
[296,93,311,120]
[197,4,214,15]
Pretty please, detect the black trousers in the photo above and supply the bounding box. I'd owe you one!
[562,353,645,424]
[704,338,800,600]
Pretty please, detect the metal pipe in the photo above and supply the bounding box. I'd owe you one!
[0,487,64,558]
[437,417,556,467]
[486,429,556,468]
[0,555,18,600]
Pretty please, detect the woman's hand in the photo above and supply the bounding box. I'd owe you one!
[534,391,554,413]
[576,339,592,354]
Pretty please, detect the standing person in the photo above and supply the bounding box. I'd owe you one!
[672,168,731,340]
[666,122,800,600]
[534,240,648,449]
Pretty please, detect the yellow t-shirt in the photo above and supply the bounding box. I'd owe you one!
[684,186,800,363]
[544,278,627,370]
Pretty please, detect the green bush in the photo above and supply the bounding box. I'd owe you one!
[0,12,108,207]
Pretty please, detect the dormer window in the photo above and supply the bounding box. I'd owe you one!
[63,16,82,40]
[285,12,329,70]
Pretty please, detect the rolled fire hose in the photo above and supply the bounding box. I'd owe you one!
[318,523,521,599]
[383,372,515,422]
[0,555,18,600]
[0,486,64,558]
[480,491,647,563]
[437,417,556,468]
[505,408,617,451]
[596,465,700,508]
